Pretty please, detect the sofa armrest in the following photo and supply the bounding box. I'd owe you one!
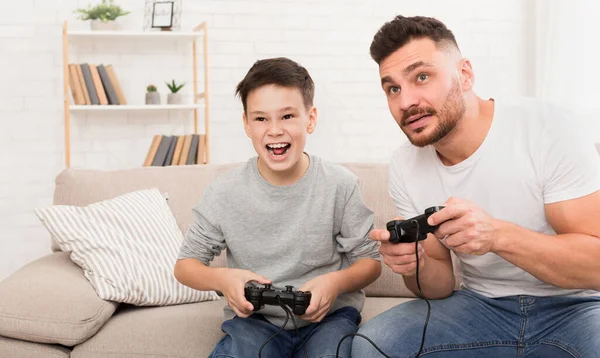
[0,252,118,346]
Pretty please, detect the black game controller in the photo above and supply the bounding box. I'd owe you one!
[386,206,445,243]
[244,284,312,315]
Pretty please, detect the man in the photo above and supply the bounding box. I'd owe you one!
[352,15,600,357]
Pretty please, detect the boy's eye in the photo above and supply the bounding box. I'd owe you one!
[282,114,293,120]
[255,117,266,122]
[417,73,428,82]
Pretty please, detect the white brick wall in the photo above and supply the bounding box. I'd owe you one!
[0,0,530,280]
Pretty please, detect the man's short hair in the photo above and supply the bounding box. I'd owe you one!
[370,15,460,65]
[235,57,315,112]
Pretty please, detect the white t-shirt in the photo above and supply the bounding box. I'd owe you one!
[389,97,600,297]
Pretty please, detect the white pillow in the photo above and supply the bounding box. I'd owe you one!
[34,188,219,306]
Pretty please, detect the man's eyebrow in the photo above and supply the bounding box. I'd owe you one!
[403,61,434,76]
[381,76,394,86]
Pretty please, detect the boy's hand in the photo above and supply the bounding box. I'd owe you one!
[298,273,340,322]
[218,268,271,318]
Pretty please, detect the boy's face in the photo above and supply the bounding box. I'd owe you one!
[243,84,317,181]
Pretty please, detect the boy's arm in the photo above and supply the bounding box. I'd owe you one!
[300,180,382,322]
[327,257,381,294]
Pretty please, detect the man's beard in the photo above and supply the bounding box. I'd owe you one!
[400,80,466,147]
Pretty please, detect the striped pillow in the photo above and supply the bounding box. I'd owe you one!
[34,188,219,306]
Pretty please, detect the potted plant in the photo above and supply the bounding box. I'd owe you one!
[166,80,185,105]
[74,0,130,31]
[145,85,160,105]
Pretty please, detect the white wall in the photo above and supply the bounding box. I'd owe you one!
[0,0,529,280]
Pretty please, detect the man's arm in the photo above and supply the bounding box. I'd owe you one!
[401,235,455,299]
[492,190,600,290]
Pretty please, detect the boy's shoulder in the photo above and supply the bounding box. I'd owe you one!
[205,159,254,194]
[311,154,359,188]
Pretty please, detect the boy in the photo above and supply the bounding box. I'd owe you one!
[174,57,381,358]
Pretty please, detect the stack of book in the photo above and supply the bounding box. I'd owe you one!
[68,63,127,105]
[144,134,207,166]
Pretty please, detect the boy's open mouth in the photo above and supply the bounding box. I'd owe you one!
[266,142,291,156]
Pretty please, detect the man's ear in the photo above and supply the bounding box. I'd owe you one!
[306,107,317,134]
[459,58,475,91]
[242,112,251,138]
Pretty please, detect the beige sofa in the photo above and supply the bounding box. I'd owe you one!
[0,162,431,357]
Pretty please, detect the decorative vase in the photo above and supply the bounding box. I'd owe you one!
[145,92,160,105]
[167,93,182,105]
[90,19,120,31]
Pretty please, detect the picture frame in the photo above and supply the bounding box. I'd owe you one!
[144,0,182,31]
[152,1,174,29]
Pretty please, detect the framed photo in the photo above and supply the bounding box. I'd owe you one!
[144,0,182,31]
[152,1,174,28]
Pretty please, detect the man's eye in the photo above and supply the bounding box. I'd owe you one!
[283,114,293,120]
[388,86,400,94]
[417,73,428,82]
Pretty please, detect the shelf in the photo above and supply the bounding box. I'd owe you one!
[68,30,203,39]
[70,104,205,111]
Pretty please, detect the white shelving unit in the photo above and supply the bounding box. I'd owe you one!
[62,20,211,168]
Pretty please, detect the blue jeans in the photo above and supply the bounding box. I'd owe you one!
[210,306,361,358]
[352,289,600,357]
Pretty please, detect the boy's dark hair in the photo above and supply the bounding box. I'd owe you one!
[235,57,314,113]
[370,16,460,65]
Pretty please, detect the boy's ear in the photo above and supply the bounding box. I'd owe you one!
[242,112,251,138]
[306,107,317,134]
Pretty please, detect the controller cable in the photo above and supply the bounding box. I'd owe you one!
[257,296,308,358]
[334,219,431,358]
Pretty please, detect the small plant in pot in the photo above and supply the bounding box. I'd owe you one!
[166,80,185,105]
[74,0,130,31]
[145,85,160,105]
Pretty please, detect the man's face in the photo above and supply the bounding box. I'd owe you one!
[243,84,316,176]
[379,38,467,147]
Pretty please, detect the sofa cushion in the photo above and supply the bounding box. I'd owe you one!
[71,300,228,358]
[70,297,412,358]
[35,188,220,306]
[0,252,117,346]
[0,336,71,358]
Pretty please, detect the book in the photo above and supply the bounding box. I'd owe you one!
[89,64,108,105]
[164,135,178,166]
[68,64,84,105]
[144,135,162,166]
[152,136,174,166]
[186,134,199,165]
[178,135,193,166]
[75,64,91,105]
[80,64,99,105]
[105,65,127,105]
[97,64,120,105]
[171,135,184,165]
[197,134,206,164]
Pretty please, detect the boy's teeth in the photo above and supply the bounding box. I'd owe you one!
[267,143,288,148]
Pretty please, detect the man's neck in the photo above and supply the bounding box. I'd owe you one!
[433,96,495,166]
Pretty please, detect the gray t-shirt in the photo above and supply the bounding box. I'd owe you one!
[178,153,381,329]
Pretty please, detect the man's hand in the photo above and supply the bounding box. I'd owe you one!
[299,273,341,322]
[369,219,426,277]
[429,197,500,255]
[218,269,271,318]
